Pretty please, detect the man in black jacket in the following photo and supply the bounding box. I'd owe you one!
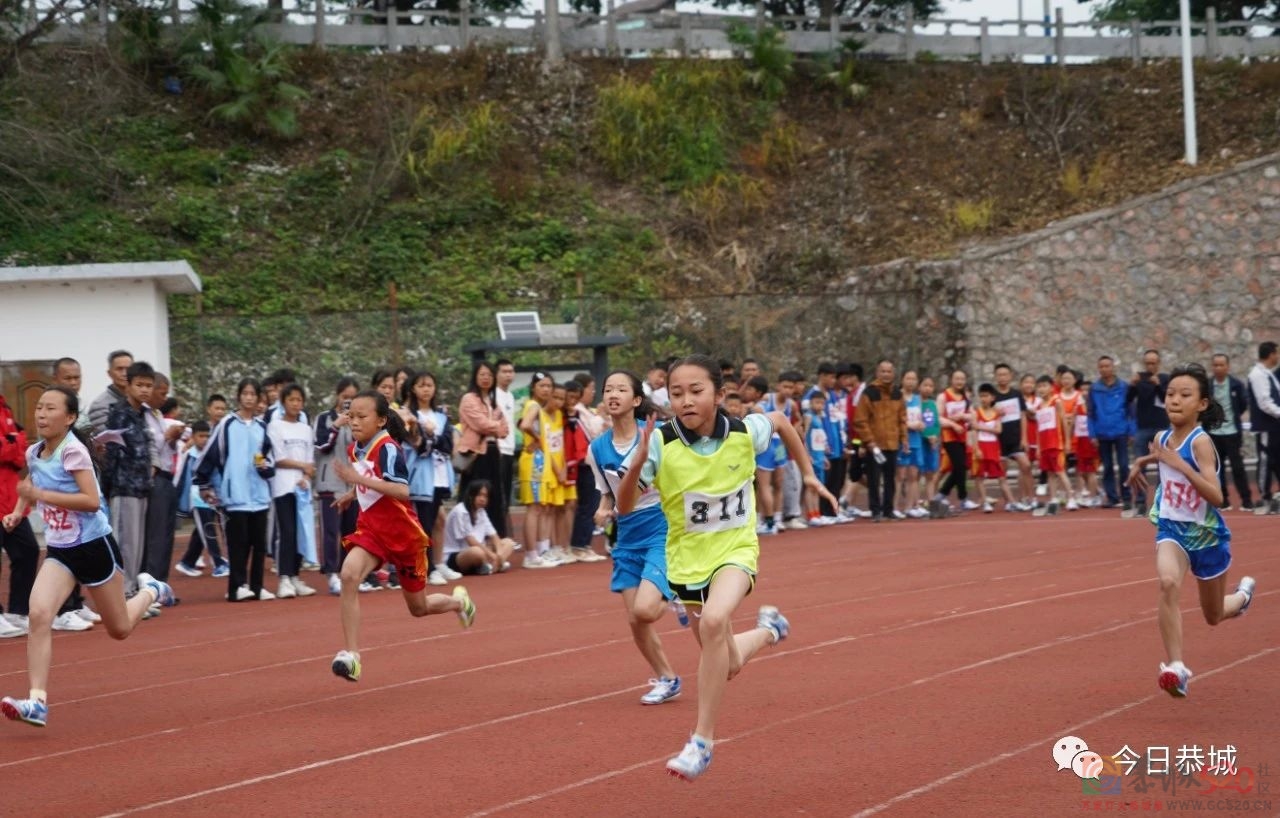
[1126,349,1170,516]
[1209,353,1253,511]
[1248,342,1280,514]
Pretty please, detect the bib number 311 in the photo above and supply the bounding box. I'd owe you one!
[684,480,752,534]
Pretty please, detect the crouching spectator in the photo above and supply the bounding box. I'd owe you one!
[443,480,514,576]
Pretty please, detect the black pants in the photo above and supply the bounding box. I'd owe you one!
[143,471,178,581]
[571,467,600,548]
[867,450,899,517]
[460,443,505,537]
[414,498,445,548]
[0,517,39,617]
[499,452,515,538]
[224,509,268,598]
[820,456,847,518]
[938,442,968,501]
[273,494,301,578]
[1260,431,1280,502]
[1210,432,1253,508]
[1097,437,1131,504]
[180,507,227,568]
[318,493,358,575]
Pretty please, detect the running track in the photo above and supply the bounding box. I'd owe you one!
[1,512,1276,817]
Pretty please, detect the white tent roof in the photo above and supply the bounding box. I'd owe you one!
[0,261,201,295]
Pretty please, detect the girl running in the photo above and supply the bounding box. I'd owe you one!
[1,387,177,728]
[330,391,475,683]
[1127,363,1256,698]
[589,371,684,708]
[616,355,836,781]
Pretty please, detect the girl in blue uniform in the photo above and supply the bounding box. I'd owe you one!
[589,371,683,707]
[616,355,836,782]
[1128,364,1255,699]
[1,387,176,728]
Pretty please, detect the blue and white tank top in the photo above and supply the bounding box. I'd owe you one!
[589,430,666,549]
[1150,427,1229,550]
[26,436,111,547]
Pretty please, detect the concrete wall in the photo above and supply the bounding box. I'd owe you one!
[0,278,175,402]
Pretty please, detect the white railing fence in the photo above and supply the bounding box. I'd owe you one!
[15,0,1280,63]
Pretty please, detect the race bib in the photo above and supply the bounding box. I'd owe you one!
[945,400,967,419]
[907,406,923,427]
[40,503,81,546]
[353,459,384,511]
[1035,407,1058,429]
[547,429,564,454]
[683,479,752,535]
[1161,477,1203,522]
[1074,414,1089,437]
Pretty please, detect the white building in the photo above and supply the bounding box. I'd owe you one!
[0,261,201,430]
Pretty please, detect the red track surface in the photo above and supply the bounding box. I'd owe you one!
[1,512,1275,817]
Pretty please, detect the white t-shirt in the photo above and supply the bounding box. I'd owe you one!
[443,502,497,556]
[267,416,314,498]
[496,387,516,456]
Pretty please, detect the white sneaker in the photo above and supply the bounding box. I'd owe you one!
[906,507,928,519]
[436,563,464,581]
[784,518,808,530]
[961,499,981,511]
[1066,499,1080,511]
[357,581,377,593]
[277,576,298,599]
[74,607,102,623]
[233,585,255,601]
[292,577,317,597]
[571,548,607,562]
[891,510,907,520]
[427,569,448,586]
[173,562,202,577]
[982,502,994,514]
[551,546,578,564]
[523,553,557,569]
[328,574,342,595]
[1035,484,1048,497]
[52,612,93,632]
[258,587,276,601]
[806,516,830,527]
[4,614,29,632]
[194,556,207,568]
[0,615,25,638]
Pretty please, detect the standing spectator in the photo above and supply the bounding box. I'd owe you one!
[933,370,977,514]
[196,378,276,602]
[268,383,318,599]
[456,361,509,535]
[991,363,1033,510]
[173,421,229,578]
[104,362,156,595]
[314,377,360,595]
[88,350,132,435]
[494,359,517,539]
[1127,349,1170,515]
[0,392,36,638]
[854,360,907,522]
[143,372,184,583]
[566,375,607,562]
[206,394,229,427]
[1208,354,1253,512]
[1088,355,1132,510]
[1247,341,1280,515]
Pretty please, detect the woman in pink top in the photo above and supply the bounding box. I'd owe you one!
[457,361,510,534]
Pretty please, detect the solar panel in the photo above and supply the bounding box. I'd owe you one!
[496,312,541,341]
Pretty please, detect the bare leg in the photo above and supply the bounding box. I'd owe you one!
[402,588,462,617]
[1196,572,1248,626]
[755,471,774,524]
[1156,541,1188,664]
[339,548,380,653]
[622,585,675,678]
[24,564,77,694]
[690,570,774,741]
[523,503,540,552]
[87,571,154,640]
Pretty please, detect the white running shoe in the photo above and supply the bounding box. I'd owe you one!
[194,556,207,568]
[173,562,202,578]
[332,650,361,683]
[571,548,607,562]
[523,553,556,570]
[666,735,712,781]
[961,499,981,511]
[277,577,297,599]
[52,612,93,632]
[74,607,102,623]
[784,518,808,531]
[4,614,29,632]
[436,563,464,581]
[640,676,682,705]
[427,569,448,586]
[1066,499,1080,511]
[258,587,276,601]
[0,616,26,638]
[328,574,342,595]
[232,585,255,601]
[981,502,994,514]
[906,507,928,519]
[1237,576,1256,614]
[756,606,790,644]
[551,546,578,564]
[292,577,317,597]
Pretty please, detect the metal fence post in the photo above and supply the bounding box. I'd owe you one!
[1205,6,1218,60]
[1130,18,1141,66]
[679,13,691,57]
[904,6,915,62]
[1054,7,1065,66]
[829,12,838,52]
[606,0,618,56]
[754,0,764,35]
[314,0,326,50]
[460,0,471,49]
[386,1,399,52]
[979,16,990,64]
[545,0,564,63]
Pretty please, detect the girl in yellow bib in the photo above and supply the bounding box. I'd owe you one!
[616,354,835,782]
[518,373,568,567]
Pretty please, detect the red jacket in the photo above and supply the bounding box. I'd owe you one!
[0,396,30,516]
[564,412,589,484]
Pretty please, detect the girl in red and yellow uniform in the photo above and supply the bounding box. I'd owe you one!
[330,392,475,683]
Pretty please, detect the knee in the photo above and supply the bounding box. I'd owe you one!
[632,601,662,625]
[698,608,730,636]
[339,562,365,586]
[1157,574,1180,596]
[105,621,131,640]
[1202,608,1225,627]
[27,603,55,631]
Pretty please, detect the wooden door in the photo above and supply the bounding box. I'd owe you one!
[0,360,55,438]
